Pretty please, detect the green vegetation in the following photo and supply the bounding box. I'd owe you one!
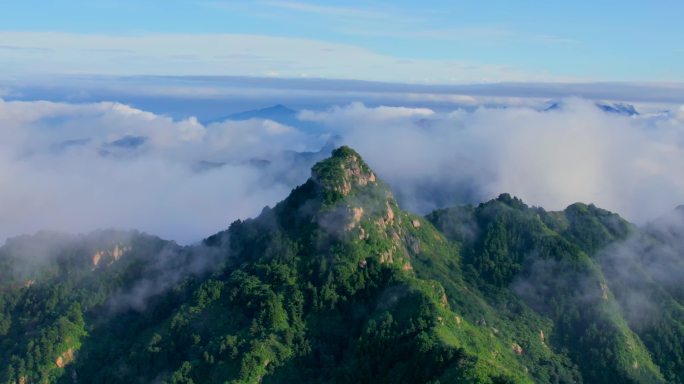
[0,146,682,383]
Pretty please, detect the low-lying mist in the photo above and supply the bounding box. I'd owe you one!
[0,97,683,244]
[312,100,684,221]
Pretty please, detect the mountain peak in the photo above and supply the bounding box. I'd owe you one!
[269,104,292,111]
[311,146,377,202]
[329,145,367,165]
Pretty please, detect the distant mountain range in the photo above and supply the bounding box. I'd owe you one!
[545,101,640,116]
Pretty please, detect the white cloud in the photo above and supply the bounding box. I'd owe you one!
[299,102,434,124]
[3,97,684,246]
[260,1,385,19]
[304,100,684,222]
[677,105,684,120]
[0,98,318,244]
[0,31,574,83]
[336,26,579,46]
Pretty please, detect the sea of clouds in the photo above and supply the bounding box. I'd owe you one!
[1,96,683,244]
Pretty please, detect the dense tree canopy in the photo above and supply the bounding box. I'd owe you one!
[1,147,682,383]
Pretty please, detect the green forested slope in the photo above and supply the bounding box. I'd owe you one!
[1,146,682,383]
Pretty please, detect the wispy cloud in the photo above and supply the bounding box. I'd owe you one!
[261,0,385,19]
[206,1,422,32]
[0,44,52,52]
[336,25,579,45]
[0,31,575,83]
[208,1,577,46]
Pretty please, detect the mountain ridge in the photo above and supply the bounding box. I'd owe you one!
[1,146,682,383]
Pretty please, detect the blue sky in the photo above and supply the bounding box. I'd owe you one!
[0,0,682,83]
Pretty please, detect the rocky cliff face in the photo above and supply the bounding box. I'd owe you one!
[311,146,378,200]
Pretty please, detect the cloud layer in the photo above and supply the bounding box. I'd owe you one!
[0,98,320,244]
[302,100,684,221]
[1,97,683,245]
[0,32,571,83]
